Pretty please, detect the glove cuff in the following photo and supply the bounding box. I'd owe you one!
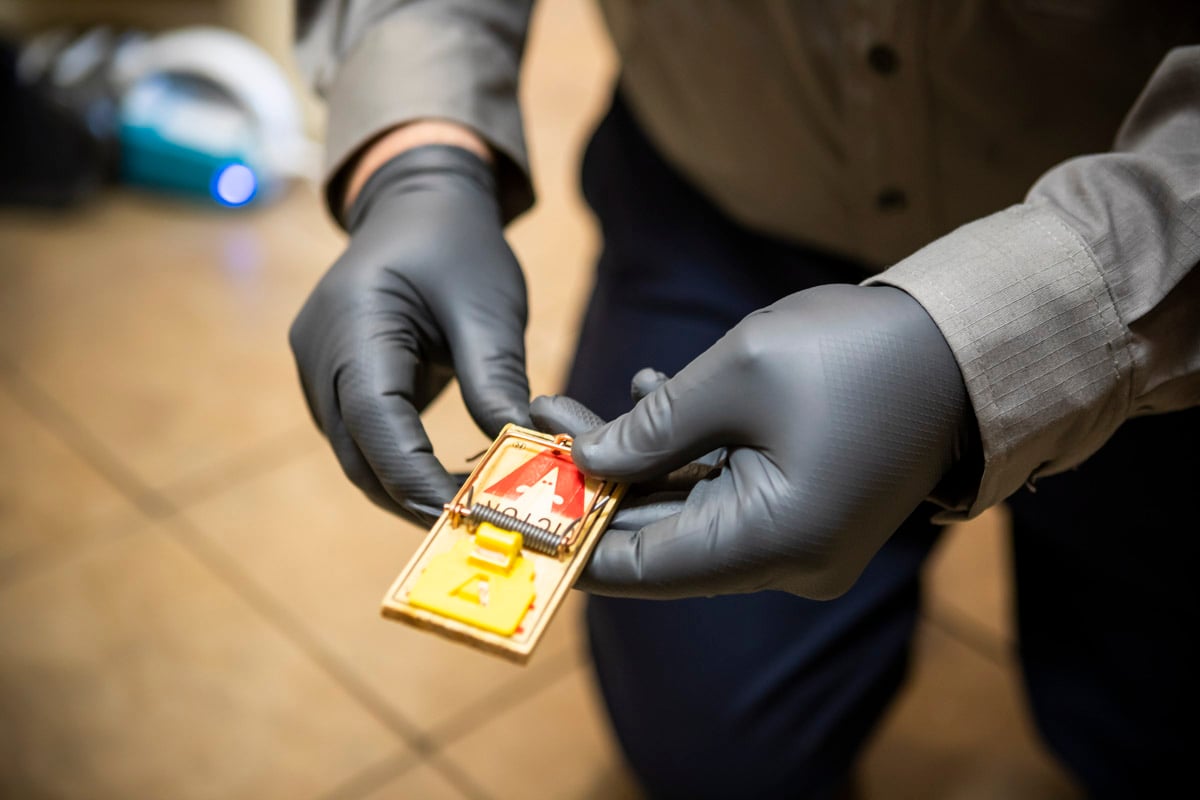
[928,402,983,520]
[345,144,500,233]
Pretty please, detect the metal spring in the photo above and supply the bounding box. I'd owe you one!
[459,503,566,556]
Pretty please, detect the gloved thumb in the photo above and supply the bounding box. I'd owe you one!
[572,364,728,482]
[530,394,604,437]
[630,367,669,402]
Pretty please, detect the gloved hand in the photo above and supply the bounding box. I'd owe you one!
[531,370,719,538]
[289,145,530,525]
[565,284,975,600]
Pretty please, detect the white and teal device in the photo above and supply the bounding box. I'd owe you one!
[111,26,315,207]
[120,75,261,206]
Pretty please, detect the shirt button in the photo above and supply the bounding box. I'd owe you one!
[876,188,907,212]
[867,44,899,75]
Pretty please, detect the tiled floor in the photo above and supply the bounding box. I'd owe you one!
[0,2,1084,798]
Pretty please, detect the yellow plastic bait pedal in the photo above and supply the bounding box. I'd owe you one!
[381,424,626,664]
[407,525,535,636]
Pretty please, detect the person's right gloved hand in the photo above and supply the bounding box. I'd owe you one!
[567,285,974,600]
[289,145,531,526]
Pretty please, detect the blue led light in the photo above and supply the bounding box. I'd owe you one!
[212,163,257,206]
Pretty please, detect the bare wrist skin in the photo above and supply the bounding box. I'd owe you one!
[341,120,494,216]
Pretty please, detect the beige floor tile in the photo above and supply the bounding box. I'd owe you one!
[0,380,133,575]
[0,525,402,800]
[0,187,337,496]
[508,0,617,398]
[439,665,642,800]
[860,622,1081,799]
[179,445,588,733]
[357,763,470,800]
[925,506,1014,647]
[0,0,616,506]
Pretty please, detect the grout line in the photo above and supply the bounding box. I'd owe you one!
[0,366,432,753]
[304,639,584,800]
[425,643,584,746]
[924,604,1014,665]
[2,367,322,520]
[313,750,421,800]
[0,515,144,592]
[423,653,594,800]
[156,425,322,512]
[167,514,435,748]
[1,370,172,518]
[426,751,497,800]
[310,740,497,800]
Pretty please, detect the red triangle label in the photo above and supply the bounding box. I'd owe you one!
[482,450,586,518]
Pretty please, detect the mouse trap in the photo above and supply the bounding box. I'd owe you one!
[381,424,625,664]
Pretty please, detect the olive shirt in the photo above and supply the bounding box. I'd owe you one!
[294,0,1200,520]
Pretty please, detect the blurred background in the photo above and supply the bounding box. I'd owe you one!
[0,1,1082,798]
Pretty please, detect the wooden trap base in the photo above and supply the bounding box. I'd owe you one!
[381,424,625,664]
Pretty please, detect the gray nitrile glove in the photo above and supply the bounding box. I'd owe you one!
[289,145,530,525]
[531,372,719,535]
[570,284,974,600]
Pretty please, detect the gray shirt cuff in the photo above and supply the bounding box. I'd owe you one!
[865,203,1133,519]
[322,13,533,226]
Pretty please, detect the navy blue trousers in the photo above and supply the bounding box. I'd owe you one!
[564,94,1199,799]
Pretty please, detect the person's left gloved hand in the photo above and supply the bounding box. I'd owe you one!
[559,284,976,600]
[288,145,530,526]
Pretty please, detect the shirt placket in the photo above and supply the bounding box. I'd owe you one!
[844,0,933,267]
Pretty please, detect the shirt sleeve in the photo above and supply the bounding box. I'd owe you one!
[293,0,535,224]
[865,45,1200,521]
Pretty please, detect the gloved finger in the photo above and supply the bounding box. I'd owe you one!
[336,351,460,511]
[530,392,709,545]
[402,499,447,524]
[629,367,730,473]
[449,314,533,438]
[579,456,771,598]
[291,344,433,524]
[407,360,456,417]
[530,394,605,437]
[399,472,472,525]
[323,413,416,519]
[608,494,687,530]
[629,367,669,402]
[573,352,736,482]
[633,460,722,494]
[532,393,717,497]
[291,361,324,434]
[694,447,728,469]
[529,372,669,436]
